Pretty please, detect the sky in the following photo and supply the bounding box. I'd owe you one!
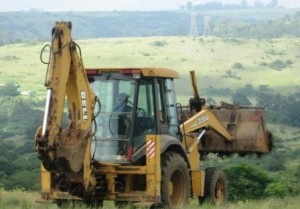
[0,0,299,11]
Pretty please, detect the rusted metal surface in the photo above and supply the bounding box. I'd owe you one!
[56,129,90,172]
[198,106,273,155]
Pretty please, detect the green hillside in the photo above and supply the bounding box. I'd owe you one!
[0,36,299,102]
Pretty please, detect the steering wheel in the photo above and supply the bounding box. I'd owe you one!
[137,107,145,117]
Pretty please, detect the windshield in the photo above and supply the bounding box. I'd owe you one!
[90,73,136,163]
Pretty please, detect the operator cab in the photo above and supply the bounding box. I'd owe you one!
[87,68,179,164]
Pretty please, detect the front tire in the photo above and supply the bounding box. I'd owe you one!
[199,167,228,205]
[161,152,190,208]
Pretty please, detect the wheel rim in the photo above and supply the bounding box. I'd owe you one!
[169,169,186,208]
[214,180,225,205]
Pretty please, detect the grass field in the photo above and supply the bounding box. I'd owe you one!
[0,36,299,102]
[0,189,299,209]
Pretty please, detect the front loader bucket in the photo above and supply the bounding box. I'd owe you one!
[199,106,273,155]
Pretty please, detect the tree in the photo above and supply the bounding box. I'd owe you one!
[0,83,20,97]
[258,85,270,92]
[254,0,263,8]
[0,97,43,138]
[186,1,193,10]
[206,97,217,106]
[240,0,248,8]
[9,99,43,138]
[295,12,300,21]
[232,91,251,106]
[239,84,255,96]
[267,0,278,8]
[266,152,286,171]
[294,165,300,179]
[232,62,244,69]
[264,182,289,197]
[256,92,300,126]
[224,164,273,200]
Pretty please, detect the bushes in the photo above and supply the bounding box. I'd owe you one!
[0,93,42,191]
[232,62,244,69]
[231,91,251,106]
[259,61,268,66]
[268,59,293,70]
[224,164,298,200]
[151,40,167,47]
[264,182,290,197]
[0,97,43,138]
[0,141,40,191]
[269,59,286,70]
[224,164,273,201]
[0,83,20,97]
[256,92,300,127]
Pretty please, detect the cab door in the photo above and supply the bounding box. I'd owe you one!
[133,79,157,151]
[155,78,179,138]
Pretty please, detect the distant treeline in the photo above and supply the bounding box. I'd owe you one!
[214,12,300,38]
[0,11,191,44]
[0,9,300,45]
[184,0,279,10]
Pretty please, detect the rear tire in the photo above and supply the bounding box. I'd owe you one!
[199,167,228,205]
[161,152,190,208]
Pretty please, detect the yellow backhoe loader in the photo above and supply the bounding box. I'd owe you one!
[35,22,272,208]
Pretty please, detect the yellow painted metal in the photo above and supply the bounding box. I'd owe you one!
[124,175,133,193]
[191,170,205,196]
[107,172,116,199]
[93,163,157,201]
[190,71,200,99]
[182,135,200,170]
[180,109,232,141]
[146,135,161,198]
[141,68,178,78]
[200,170,205,196]
[40,164,51,194]
[96,164,148,174]
[182,134,205,197]
[35,21,96,189]
[36,20,95,143]
[83,137,96,190]
[154,136,161,198]
[86,67,179,79]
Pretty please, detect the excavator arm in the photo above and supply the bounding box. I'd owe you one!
[181,71,232,140]
[35,22,96,189]
[180,109,232,141]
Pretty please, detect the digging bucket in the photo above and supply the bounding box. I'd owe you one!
[198,104,273,155]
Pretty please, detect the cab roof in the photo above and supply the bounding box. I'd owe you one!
[86,67,179,79]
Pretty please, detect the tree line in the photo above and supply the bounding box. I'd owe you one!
[1,8,300,46]
[214,12,300,38]
[183,0,279,11]
[0,84,42,190]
